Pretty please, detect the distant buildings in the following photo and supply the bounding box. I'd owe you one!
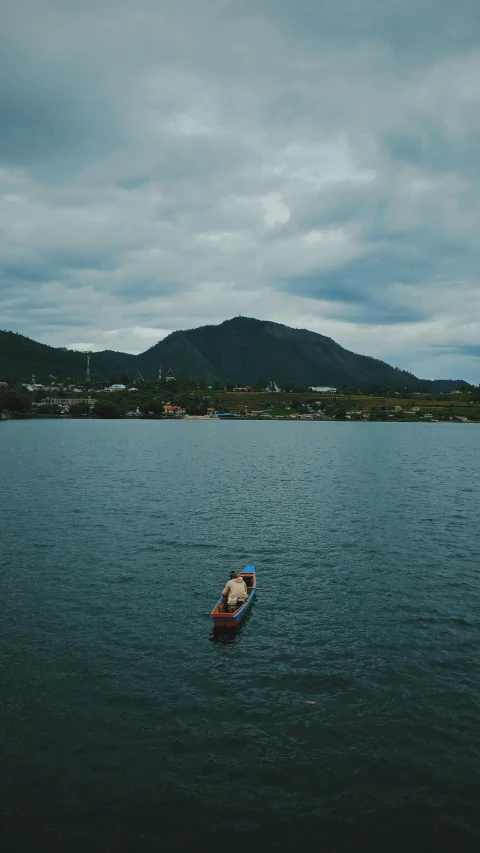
[105,384,126,391]
[23,383,43,391]
[310,386,337,393]
[166,368,175,382]
[163,404,185,416]
[48,398,94,407]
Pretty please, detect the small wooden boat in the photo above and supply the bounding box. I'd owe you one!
[211,563,256,629]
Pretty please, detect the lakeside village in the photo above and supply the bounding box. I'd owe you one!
[1,366,479,423]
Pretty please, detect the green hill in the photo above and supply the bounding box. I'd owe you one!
[0,318,464,390]
[0,330,136,384]
[136,317,462,391]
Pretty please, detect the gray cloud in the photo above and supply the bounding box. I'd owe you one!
[434,344,480,359]
[0,0,479,380]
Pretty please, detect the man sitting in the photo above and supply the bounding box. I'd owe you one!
[222,572,249,612]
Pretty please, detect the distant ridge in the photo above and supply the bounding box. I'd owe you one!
[0,329,136,383]
[0,318,464,390]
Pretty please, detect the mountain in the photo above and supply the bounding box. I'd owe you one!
[135,317,462,390]
[0,319,464,390]
[0,330,136,383]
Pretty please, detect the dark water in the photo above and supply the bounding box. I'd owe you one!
[1,420,480,852]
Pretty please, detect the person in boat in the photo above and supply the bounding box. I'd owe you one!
[222,572,249,612]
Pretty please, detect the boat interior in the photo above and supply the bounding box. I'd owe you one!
[213,573,255,614]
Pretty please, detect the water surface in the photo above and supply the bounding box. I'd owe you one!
[1,420,480,852]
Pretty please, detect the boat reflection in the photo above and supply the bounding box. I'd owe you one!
[210,628,239,644]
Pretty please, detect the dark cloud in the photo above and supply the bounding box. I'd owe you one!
[434,344,480,359]
[114,279,187,300]
[384,132,480,181]
[0,37,117,178]
[254,0,480,59]
[0,262,54,284]
[279,268,431,325]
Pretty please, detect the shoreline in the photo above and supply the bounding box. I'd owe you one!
[2,415,477,424]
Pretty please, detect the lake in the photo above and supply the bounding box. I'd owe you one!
[1,420,480,852]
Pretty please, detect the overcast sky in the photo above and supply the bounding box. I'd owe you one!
[1,0,479,381]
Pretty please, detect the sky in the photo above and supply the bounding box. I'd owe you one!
[1,0,480,382]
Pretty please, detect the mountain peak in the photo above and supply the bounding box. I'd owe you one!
[220,316,268,328]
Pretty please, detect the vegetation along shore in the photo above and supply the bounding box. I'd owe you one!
[1,377,479,423]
